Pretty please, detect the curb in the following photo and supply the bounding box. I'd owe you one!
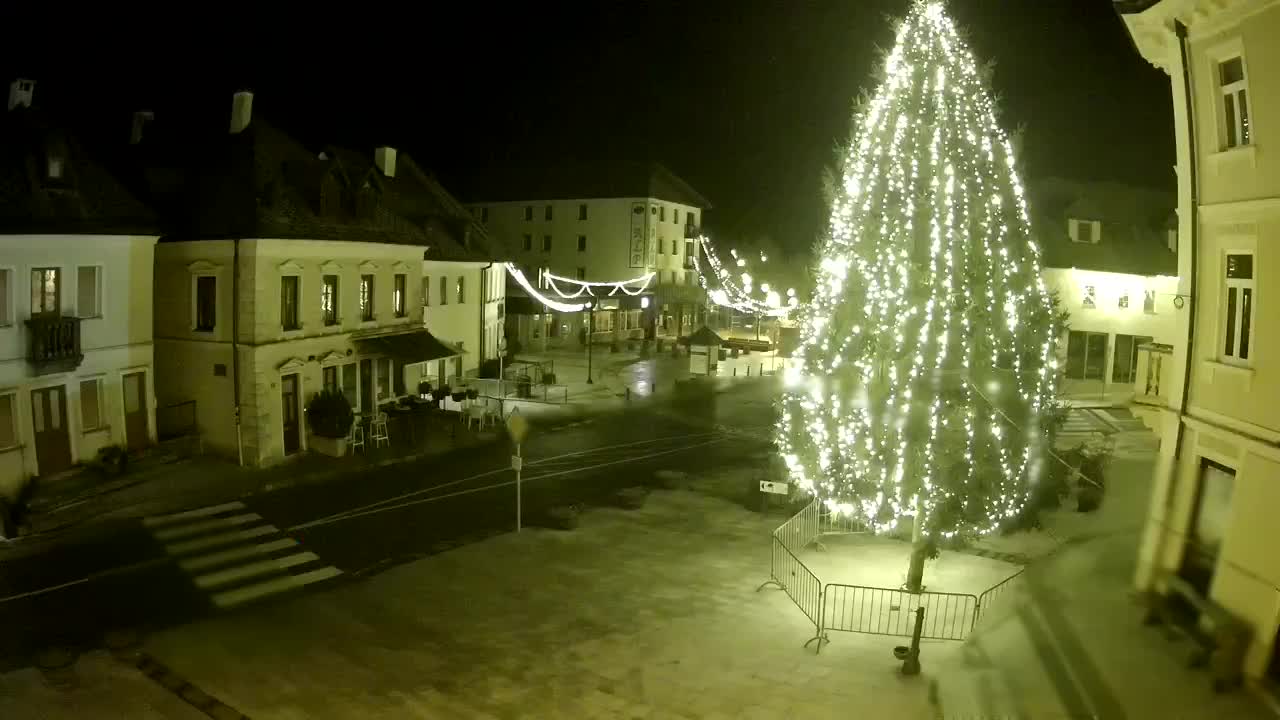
[136,652,250,719]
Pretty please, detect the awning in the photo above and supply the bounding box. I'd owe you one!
[355,329,464,363]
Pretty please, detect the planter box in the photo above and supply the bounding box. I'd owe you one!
[310,434,347,458]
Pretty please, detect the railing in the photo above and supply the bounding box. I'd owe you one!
[823,584,977,641]
[974,568,1026,627]
[25,314,83,375]
[456,376,570,404]
[819,506,868,536]
[773,498,820,549]
[766,536,825,647]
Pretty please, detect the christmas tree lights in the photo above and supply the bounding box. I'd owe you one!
[776,0,1059,541]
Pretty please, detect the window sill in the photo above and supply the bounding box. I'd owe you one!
[82,425,109,435]
[1202,359,1255,387]
[78,314,103,321]
[1208,144,1258,168]
[193,328,216,335]
[0,444,20,455]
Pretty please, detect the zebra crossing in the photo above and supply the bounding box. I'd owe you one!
[143,501,342,610]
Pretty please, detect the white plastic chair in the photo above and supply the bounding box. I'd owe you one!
[371,411,390,448]
[348,417,365,454]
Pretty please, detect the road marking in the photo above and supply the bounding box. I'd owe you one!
[211,566,343,609]
[194,551,319,589]
[179,537,298,572]
[143,502,247,528]
[152,513,262,542]
[165,525,277,556]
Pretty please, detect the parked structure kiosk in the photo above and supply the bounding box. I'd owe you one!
[683,326,725,376]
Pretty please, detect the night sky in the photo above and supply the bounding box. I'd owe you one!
[8,0,1171,257]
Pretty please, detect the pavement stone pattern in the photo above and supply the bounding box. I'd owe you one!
[0,650,204,720]
[143,490,939,719]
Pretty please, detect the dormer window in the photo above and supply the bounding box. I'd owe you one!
[1069,218,1101,244]
[46,156,63,180]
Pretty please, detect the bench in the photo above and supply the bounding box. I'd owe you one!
[1142,572,1250,692]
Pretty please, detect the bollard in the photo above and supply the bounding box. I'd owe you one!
[625,387,631,402]
[733,367,737,377]
[897,606,924,676]
[747,365,752,377]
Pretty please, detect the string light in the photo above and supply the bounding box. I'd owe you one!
[693,235,792,318]
[542,270,654,298]
[505,264,589,312]
[775,0,1059,540]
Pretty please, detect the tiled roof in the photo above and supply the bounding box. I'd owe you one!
[459,161,712,209]
[158,117,508,262]
[0,107,158,235]
[1028,177,1176,276]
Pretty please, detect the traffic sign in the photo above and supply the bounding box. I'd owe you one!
[759,480,790,495]
[511,455,523,472]
[505,408,529,444]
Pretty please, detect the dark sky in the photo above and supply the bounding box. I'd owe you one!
[7,0,1171,256]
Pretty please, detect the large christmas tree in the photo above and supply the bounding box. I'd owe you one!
[777,1,1060,552]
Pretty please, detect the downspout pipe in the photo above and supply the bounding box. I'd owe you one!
[233,237,244,467]
[1170,18,1199,477]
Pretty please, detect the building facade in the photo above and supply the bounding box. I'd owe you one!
[464,164,708,351]
[1030,178,1180,397]
[1120,0,1280,683]
[0,80,159,501]
[151,93,503,467]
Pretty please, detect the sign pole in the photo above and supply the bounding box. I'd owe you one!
[515,441,523,533]
[506,408,529,534]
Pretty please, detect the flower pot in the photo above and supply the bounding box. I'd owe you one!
[310,434,347,458]
[466,389,479,400]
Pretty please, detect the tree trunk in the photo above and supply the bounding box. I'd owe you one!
[904,496,925,592]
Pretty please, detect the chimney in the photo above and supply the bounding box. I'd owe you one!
[230,90,253,134]
[374,146,397,178]
[130,110,154,145]
[8,78,35,111]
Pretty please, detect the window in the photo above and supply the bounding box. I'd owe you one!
[281,275,300,330]
[341,363,358,410]
[323,365,338,393]
[577,235,587,252]
[578,203,588,220]
[480,207,489,222]
[80,378,103,431]
[31,267,59,315]
[377,357,391,400]
[685,240,695,266]
[544,205,553,221]
[658,239,665,254]
[1219,56,1251,149]
[524,206,533,221]
[440,276,449,305]
[77,266,101,318]
[1118,292,1129,310]
[360,274,374,321]
[1223,253,1254,363]
[456,276,465,304]
[0,268,11,326]
[671,240,678,255]
[1082,285,1096,309]
[542,235,552,252]
[1144,289,1156,314]
[1069,219,1100,244]
[1112,334,1153,384]
[659,206,666,222]
[195,275,216,331]
[577,267,586,281]
[673,209,680,225]
[322,275,339,326]
[522,234,533,251]
[688,212,697,228]
[394,273,407,317]
[422,276,430,307]
[1065,330,1108,381]
[0,393,15,449]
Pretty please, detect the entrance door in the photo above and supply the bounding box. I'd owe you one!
[31,385,72,476]
[281,373,301,455]
[1065,331,1109,381]
[122,371,148,451]
[359,359,373,414]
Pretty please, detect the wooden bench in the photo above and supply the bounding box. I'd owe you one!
[1142,572,1250,692]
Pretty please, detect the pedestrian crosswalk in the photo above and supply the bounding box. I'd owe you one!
[143,501,342,610]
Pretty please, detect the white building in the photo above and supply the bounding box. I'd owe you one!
[0,79,159,502]
[464,163,709,351]
[151,94,504,467]
[1029,178,1180,398]
[1120,0,1280,685]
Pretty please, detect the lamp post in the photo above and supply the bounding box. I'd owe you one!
[586,301,595,385]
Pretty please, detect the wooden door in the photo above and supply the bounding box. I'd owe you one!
[359,359,373,413]
[31,385,72,476]
[122,371,148,451]
[281,374,301,455]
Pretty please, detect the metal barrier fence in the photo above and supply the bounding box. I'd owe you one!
[975,568,1026,627]
[773,498,820,549]
[761,536,826,648]
[450,377,570,404]
[819,505,868,536]
[822,584,978,642]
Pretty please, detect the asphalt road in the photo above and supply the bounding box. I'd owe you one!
[0,378,780,670]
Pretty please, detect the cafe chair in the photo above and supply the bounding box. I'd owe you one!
[371,411,391,449]
[348,417,365,454]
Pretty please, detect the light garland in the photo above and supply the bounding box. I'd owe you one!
[543,270,654,298]
[775,0,1059,541]
[505,264,589,312]
[693,235,792,317]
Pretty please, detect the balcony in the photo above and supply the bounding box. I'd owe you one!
[26,314,83,376]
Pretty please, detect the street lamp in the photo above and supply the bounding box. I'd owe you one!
[585,301,595,384]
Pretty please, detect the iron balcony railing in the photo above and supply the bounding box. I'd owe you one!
[25,314,83,375]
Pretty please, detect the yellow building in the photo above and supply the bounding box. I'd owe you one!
[1119,0,1280,684]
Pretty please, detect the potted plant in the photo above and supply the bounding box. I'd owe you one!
[307,390,354,457]
[417,381,433,399]
[466,388,479,400]
[94,445,129,477]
